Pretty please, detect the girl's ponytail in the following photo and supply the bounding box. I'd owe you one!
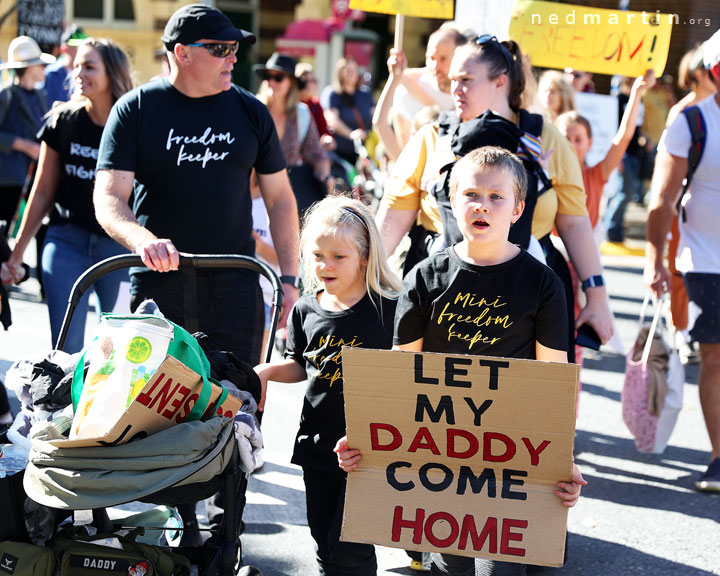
[501,40,526,112]
[462,37,528,113]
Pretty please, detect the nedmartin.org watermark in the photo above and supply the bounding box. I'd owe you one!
[531,10,712,28]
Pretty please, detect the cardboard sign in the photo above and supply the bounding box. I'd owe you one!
[52,356,242,448]
[341,348,579,567]
[509,0,673,77]
[349,0,453,19]
[17,0,64,46]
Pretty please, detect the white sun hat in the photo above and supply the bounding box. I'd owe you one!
[0,36,55,70]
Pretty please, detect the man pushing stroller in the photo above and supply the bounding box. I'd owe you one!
[93,3,301,544]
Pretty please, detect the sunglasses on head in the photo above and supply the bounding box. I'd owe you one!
[474,34,514,74]
[264,72,288,82]
[186,41,239,58]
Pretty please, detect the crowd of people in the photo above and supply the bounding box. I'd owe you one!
[1,4,719,575]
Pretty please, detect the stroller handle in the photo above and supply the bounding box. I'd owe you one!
[55,253,283,364]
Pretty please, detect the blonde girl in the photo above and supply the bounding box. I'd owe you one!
[537,69,575,123]
[254,195,399,575]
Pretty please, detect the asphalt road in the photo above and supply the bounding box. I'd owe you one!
[1,247,718,575]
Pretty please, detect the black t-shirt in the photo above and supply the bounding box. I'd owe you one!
[39,106,107,236]
[97,79,286,260]
[286,292,397,470]
[395,248,568,359]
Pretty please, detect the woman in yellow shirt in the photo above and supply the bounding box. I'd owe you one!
[376,37,613,352]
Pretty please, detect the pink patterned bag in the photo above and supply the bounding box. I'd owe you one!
[622,294,684,454]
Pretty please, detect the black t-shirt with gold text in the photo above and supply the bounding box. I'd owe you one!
[395,248,567,359]
[286,291,397,470]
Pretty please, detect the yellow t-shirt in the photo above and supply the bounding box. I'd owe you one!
[380,123,446,234]
[380,113,588,239]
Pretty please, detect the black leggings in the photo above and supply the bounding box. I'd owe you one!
[303,466,377,576]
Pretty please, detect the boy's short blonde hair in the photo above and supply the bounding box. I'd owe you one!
[449,147,527,206]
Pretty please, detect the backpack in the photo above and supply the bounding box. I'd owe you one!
[676,106,706,222]
[432,109,552,250]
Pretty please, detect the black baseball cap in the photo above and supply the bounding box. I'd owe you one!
[161,4,256,50]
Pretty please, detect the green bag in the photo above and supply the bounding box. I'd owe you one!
[70,314,225,432]
[0,541,56,576]
[53,538,156,576]
[52,529,191,576]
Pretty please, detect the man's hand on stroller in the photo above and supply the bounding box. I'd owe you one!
[136,238,180,272]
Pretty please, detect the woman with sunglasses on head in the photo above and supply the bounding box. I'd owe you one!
[377,37,613,369]
[255,53,332,213]
[1,39,133,353]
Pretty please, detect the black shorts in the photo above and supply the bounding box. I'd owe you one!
[683,272,720,344]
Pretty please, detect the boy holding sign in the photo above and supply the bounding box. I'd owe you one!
[337,147,586,575]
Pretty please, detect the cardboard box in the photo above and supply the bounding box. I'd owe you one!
[51,356,243,448]
[340,348,579,567]
[201,379,245,420]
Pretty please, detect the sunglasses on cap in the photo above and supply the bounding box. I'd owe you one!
[264,72,288,82]
[474,34,514,74]
[186,41,239,58]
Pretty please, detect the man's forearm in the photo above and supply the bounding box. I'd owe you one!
[94,170,155,253]
[645,150,687,268]
[267,194,299,276]
[645,196,673,268]
[98,194,156,253]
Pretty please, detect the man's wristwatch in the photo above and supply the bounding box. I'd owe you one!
[581,275,605,291]
[279,275,300,289]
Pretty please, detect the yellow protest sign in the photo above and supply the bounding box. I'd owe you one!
[509,0,673,77]
[341,348,579,566]
[349,0,453,19]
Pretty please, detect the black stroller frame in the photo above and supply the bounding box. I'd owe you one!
[50,253,282,576]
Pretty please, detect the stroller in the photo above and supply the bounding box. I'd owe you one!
[19,253,281,576]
